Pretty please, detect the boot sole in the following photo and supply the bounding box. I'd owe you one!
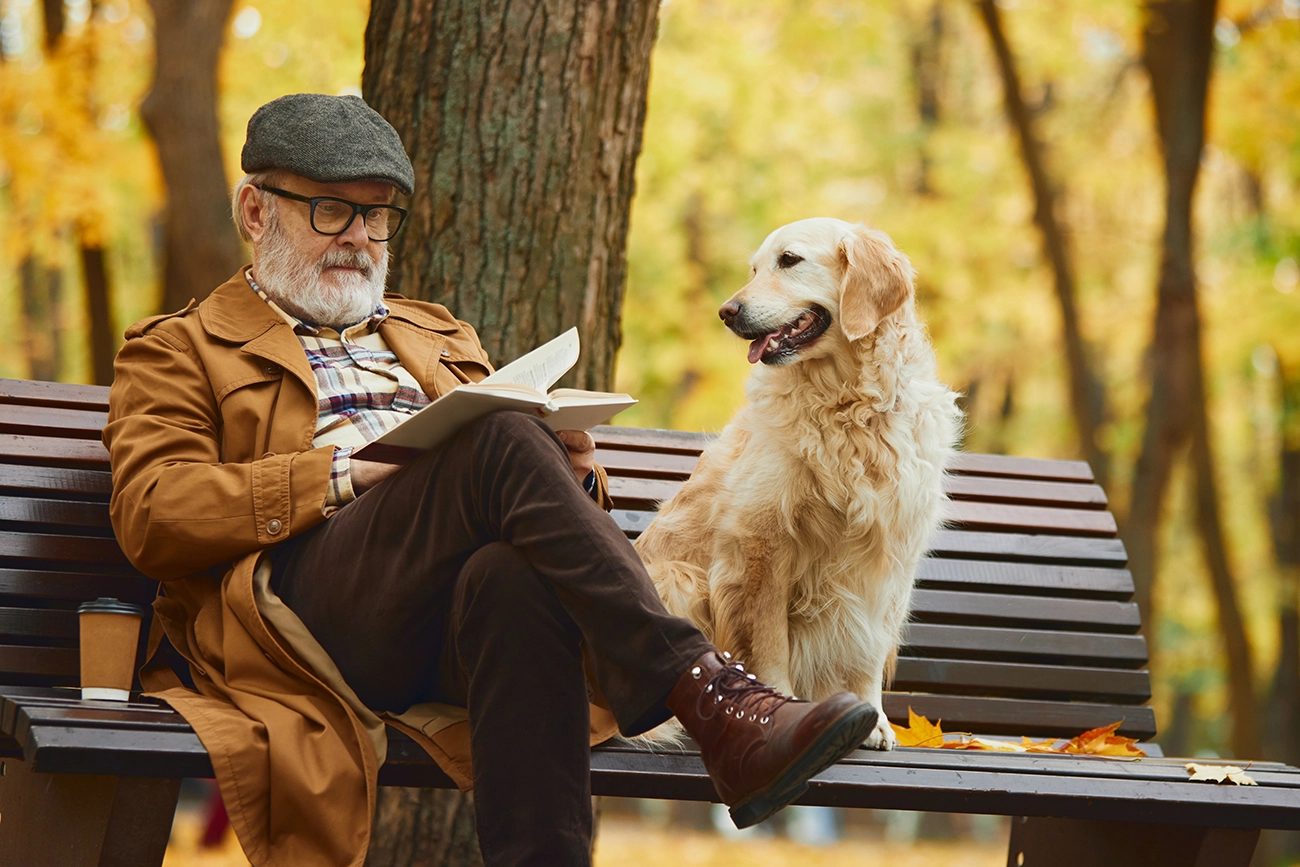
[727,701,879,829]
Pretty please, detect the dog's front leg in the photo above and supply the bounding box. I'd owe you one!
[707,534,794,696]
[859,649,898,750]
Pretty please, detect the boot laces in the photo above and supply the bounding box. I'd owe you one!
[703,661,794,724]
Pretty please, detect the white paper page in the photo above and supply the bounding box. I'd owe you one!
[481,327,580,392]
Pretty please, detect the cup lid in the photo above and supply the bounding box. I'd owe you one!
[77,597,145,617]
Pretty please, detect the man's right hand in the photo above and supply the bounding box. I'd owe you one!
[350,459,403,495]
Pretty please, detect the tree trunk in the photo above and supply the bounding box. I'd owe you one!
[362,0,661,390]
[1136,0,1260,759]
[138,0,243,315]
[361,0,661,861]
[976,0,1110,491]
[20,255,61,382]
[364,788,484,867]
[41,0,64,49]
[81,243,116,385]
[909,2,942,196]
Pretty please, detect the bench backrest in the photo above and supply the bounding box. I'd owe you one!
[0,378,1154,741]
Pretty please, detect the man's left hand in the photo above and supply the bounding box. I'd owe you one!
[556,430,595,486]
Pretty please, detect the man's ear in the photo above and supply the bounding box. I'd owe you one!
[837,226,915,342]
[240,184,268,243]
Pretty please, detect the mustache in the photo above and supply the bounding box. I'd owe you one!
[318,248,376,278]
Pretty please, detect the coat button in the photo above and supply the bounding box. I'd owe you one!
[266,519,283,535]
[265,364,281,374]
[440,349,450,357]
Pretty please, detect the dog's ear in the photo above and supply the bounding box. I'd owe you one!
[837,226,915,342]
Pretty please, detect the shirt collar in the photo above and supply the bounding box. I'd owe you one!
[244,266,390,339]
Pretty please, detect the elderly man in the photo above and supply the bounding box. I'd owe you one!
[105,93,878,867]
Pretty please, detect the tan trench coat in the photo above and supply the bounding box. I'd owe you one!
[104,272,619,867]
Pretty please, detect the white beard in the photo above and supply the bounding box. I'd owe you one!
[253,212,389,329]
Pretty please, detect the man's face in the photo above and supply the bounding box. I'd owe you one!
[242,174,396,328]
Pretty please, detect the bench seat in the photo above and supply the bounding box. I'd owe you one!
[1,377,1297,867]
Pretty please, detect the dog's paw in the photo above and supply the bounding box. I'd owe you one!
[862,713,897,751]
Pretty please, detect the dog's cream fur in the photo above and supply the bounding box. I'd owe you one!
[635,218,961,750]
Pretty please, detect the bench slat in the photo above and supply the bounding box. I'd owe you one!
[591,426,1098,484]
[612,511,1132,569]
[926,530,1128,567]
[881,693,1155,739]
[0,608,77,641]
[0,379,110,412]
[0,404,109,440]
[910,589,1141,633]
[0,465,113,499]
[893,658,1150,704]
[584,750,1300,828]
[607,478,1118,535]
[594,447,1109,508]
[901,623,1148,668]
[0,531,131,566]
[941,500,1117,537]
[0,433,110,467]
[0,568,153,602]
[0,498,113,530]
[943,475,1107,508]
[0,645,79,679]
[915,559,1134,600]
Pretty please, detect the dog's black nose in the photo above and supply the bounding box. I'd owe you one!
[719,300,741,325]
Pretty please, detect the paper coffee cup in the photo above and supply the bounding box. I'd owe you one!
[77,597,145,701]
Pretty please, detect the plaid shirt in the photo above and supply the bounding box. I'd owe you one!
[246,271,431,513]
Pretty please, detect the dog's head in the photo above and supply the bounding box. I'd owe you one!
[720,218,915,366]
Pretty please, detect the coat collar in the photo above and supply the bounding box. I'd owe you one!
[198,269,468,398]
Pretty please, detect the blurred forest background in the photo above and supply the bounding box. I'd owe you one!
[1,0,1299,793]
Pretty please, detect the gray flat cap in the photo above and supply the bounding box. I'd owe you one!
[241,93,415,194]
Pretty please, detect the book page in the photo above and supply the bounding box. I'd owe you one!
[481,327,580,392]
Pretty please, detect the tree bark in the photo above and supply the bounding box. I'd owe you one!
[361,0,661,861]
[138,0,244,315]
[1136,0,1260,758]
[41,0,64,49]
[364,788,484,867]
[362,0,661,390]
[909,2,942,196]
[976,0,1110,491]
[20,254,61,382]
[81,243,115,385]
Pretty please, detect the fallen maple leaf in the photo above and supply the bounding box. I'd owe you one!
[890,707,946,748]
[941,735,1027,752]
[890,710,1147,757]
[1185,763,1257,786]
[1062,721,1147,757]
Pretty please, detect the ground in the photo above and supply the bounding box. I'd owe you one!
[161,804,1009,867]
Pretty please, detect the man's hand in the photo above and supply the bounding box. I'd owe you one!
[556,430,595,486]
[350,458,402,495]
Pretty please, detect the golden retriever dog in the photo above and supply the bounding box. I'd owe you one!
[635,217,961,750]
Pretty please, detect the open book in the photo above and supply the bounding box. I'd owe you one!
[353,328,636,463]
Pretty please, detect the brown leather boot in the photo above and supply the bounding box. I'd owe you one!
[666,651,878,829]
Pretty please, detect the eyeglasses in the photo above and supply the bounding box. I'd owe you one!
[256,184,408,242]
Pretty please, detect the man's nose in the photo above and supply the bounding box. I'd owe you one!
[336,213,371,248]
[719,299,742,327]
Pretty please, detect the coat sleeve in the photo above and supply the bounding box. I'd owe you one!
[104,326,333,581]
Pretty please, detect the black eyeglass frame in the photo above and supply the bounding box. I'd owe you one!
[255,184,409,242]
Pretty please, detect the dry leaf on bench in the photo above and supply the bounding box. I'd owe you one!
[890,707,946,748]
[1185,763,1258,786]
[891,709,1146,757]
[1062,721,1147,757]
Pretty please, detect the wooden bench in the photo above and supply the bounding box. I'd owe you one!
[1,376,1297,866]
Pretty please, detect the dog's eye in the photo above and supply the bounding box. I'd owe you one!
[777,251,803,269]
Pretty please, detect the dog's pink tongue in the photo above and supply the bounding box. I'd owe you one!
[748,333,778,364]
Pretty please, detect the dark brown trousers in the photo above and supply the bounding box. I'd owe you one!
[273,412,712,866]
